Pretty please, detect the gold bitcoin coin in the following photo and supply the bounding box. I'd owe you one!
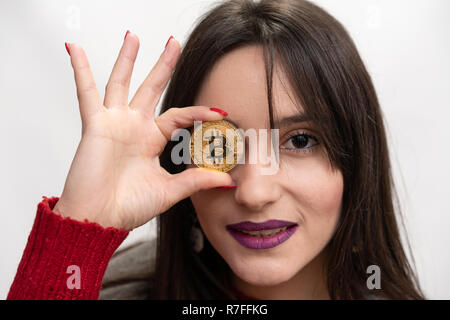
[190,120,244,172]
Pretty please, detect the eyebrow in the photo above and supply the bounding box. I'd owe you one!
[224,113,312,129]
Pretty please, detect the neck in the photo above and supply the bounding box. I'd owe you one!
[231,249,330,300]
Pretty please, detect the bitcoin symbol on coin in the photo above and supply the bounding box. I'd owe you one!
[205,129,232,164]
[190,120,244,172]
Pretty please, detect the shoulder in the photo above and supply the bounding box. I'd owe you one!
[99,238,157,300]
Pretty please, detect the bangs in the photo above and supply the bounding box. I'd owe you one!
[260,35,344,172]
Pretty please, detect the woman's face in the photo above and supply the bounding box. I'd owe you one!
[187,44,344,295]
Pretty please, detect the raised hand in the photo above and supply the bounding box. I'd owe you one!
[53,32,233,230]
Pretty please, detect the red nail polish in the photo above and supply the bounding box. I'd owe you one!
[124,30,130,40]
[209,107,228,116]
[165,35,174,49]
[65,42,71,56]
[215,179,237,189]
[215,185,237,189]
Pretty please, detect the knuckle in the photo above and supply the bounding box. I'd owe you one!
[106,78,129,91]
[122,53,136,64]
[141,84,158,99]
[165,107,179,117]
[76,64,90,72]
[77,82,97,98]
[150,83,164,95]
[158,107,178,122]
[190,171,201,190]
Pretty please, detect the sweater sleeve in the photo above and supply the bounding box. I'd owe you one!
[7,196,129,300]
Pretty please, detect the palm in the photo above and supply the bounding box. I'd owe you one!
[71,109,169,230]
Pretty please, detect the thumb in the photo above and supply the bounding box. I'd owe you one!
[166,167,234,201]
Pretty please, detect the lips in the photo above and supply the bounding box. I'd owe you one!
[226,219,297,231]
[237,226,289,237]
[226,219,299,250]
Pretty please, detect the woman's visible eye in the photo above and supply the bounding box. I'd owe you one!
[280,131,319,154]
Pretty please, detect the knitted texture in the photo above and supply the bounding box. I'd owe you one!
[7,196,129,300]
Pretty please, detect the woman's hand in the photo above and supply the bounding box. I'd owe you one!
[53,32,233,230]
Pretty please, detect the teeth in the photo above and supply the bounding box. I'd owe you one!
[239,226,288,237]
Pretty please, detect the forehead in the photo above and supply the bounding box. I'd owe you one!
[194,44,303,129]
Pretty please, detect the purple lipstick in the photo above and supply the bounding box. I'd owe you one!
[226,219,298,250]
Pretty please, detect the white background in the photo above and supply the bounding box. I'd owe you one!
[0,0,449,299]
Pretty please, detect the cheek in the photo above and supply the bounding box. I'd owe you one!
[303,168,343,217]
[284,157,344,240]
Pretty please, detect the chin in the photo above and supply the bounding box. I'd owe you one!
[227,254,299,286]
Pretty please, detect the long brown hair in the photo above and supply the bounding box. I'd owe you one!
[153,0,425,299]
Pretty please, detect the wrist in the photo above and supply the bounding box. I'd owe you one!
[52,199,126,230]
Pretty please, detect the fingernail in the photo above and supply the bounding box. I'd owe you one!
[65,42,71,56]
[124,30,130,40]
[165,35,174,49]
[215,179,237,189]
[209,107,228,117]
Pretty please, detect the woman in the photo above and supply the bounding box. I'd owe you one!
[7,0,425,300]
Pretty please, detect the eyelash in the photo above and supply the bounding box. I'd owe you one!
[280,130,320,154]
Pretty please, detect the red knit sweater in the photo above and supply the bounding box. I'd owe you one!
[7,196,257,300]
[7,196,129,300]
[7,196,253,300]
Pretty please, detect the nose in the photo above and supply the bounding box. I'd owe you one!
[232,149,281,212]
